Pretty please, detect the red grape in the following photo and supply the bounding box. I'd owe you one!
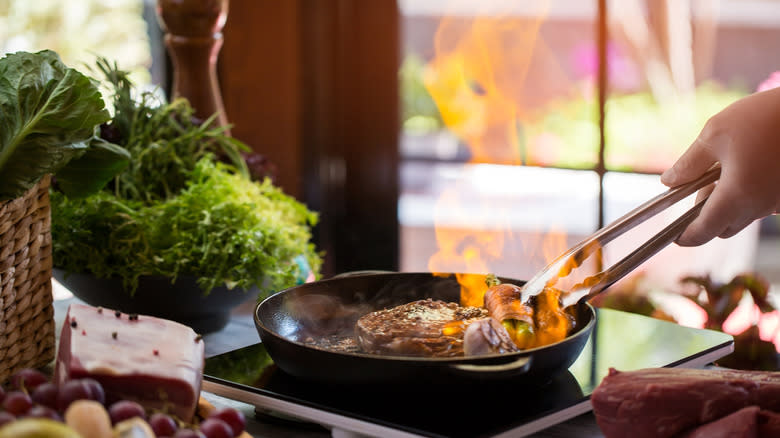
[57,379,92,412]
[0,385,5,404]
[0,411,15,427]
[3,391,33,415]
[108,400,146,425]
[149,412,178,436]
[30,382,59,409]
[173,428,206,438]
[25,405,62,421]
[81,378,106,404]
[9,368,49,392]
[199,418,233,438]
[208,408,246,437]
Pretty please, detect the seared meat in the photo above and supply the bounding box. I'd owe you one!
[355,299,488,357]
[483,284,574,349]
[484,283,533,324]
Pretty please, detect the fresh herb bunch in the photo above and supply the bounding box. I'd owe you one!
[91,57,248,201]
[51,159,321,294]
[51,59,322,296]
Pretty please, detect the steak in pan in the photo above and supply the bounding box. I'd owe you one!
[355,298,488,357]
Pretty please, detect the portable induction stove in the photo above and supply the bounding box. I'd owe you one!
[202,308,733,438]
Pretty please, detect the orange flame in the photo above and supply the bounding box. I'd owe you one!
[423,2,564,165]
[419,4,597,350]
[541,226,568,264]
[423,2,579,307]
[426,187,506,307]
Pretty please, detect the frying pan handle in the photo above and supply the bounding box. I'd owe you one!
[448,355,532,378]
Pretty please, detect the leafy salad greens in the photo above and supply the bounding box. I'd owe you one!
[50,58,322,296]
[0,50,129,201]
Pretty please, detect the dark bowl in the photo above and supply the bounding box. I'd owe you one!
[53,268,257,334]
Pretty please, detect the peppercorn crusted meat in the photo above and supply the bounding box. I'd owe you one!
[355,298,488,357]
[55,303,205,422]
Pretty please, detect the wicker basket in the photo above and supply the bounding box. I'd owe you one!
[0,176,56,383]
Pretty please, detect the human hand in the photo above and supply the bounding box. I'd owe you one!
[660,86,780,246]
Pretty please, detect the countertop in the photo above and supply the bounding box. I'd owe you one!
[51,286,605,438]
[45,235,780,437]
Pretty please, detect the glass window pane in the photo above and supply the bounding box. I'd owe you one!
[401,0,600,168]
[603,1,779,173]
[1,0,155,86]
[399,1,604,279]
[400,162,601,280]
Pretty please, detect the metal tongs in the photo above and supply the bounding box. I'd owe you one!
[520,164,722,308]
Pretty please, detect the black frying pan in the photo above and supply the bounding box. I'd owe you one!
[254,272,595,386]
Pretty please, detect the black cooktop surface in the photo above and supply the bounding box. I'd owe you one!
[203,308,733,438]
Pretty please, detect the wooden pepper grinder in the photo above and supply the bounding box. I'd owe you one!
[156,0,230,133]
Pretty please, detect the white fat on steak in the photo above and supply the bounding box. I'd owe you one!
[54,303,205,422]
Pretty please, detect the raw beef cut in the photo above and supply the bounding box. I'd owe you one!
[591,367,780,438]
[678,405,780,438]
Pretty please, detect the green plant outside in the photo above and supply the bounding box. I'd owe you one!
[400,54,747,172]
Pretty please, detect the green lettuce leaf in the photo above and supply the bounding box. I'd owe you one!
[0,50,122,200]
[54,137,131,198]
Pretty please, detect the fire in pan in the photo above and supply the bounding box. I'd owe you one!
[256,166,723,386]
[254,272,594,385]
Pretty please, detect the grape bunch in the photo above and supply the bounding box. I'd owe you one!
[0,368,246,438]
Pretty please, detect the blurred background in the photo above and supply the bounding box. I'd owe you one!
[3,0,780,362]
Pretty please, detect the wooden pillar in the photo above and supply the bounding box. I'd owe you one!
[218,1,400,276]
[300,0,401,276]
[218,1,302,196]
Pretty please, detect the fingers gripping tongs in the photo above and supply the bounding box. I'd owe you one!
[520,165,722,308]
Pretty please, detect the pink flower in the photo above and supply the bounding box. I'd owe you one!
[757,71,780,92]
[571,42,640,92]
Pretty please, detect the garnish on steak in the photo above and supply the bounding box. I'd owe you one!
[355,298,488,357]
